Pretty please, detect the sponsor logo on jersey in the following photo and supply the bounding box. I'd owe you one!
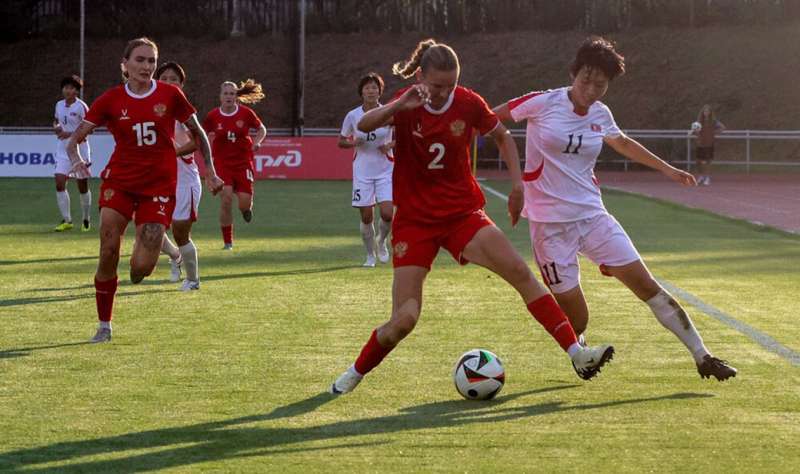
[103,188,114,201]
[450,120,466,137]
[217,123,223,130]
[254,150,302,171]
[120,109,130,121]
[590,123,602,132]
[158,196,170,203]
[153,103,167,117]
[393,241,408,258]
[235,120,244,128]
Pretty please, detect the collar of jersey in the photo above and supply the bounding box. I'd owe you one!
[423,89,455,115]
[125,80,157,99]
[220,104,240,117]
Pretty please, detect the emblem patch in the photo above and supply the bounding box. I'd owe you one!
[394,241,408,258]
[153,103,167,117]
[450,120,466,137]
[236,120,245,128]
[103,189,114,201]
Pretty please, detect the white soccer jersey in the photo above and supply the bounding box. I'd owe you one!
[55,98,89,134]
[340,105,393,180]
[174,122,201,185]
[509,87,621,223]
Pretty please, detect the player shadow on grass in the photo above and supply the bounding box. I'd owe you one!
[0,342,91,359]
[0,255,97,266]
[0,288,178,309]
[0,387,713,473]
[201,264,362,283]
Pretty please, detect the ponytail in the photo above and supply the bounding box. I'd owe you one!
[392,39,459,79]
[222,79,265,105]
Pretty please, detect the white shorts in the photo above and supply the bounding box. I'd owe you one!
[352,174,392,207]
[173,179,202,222]
[529,213,641,294]
[54,142,90,176]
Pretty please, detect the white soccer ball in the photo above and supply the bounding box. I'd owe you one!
[453,349,505,400]
[691,121,702,131]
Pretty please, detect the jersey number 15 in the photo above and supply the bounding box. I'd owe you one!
[132,122,157,146]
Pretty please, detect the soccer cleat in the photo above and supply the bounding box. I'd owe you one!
[169,255,183,282]
[180,279,200,292]
[90,326,112,343]
[571,344,614,380]
[54,221,74,232]
[242,209,253,223]
[697,355,737,381]
[329,366,363,395]
[363,255,376,268]
[222,243,233,250]
[81,220,91,232]
[377,239,390,263]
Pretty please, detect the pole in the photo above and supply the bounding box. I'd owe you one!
[79,0,85,99]
[296,0,306,136]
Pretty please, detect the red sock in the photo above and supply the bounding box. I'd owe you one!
[527,294,578,352]
[221,225,233,245]
[354,329,395,375]
[95,276,118,322]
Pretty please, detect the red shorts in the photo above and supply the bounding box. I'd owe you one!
[391,209,495,270]
[98,182,175,227]
[217,166,254,195]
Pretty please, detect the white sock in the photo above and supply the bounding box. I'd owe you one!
[99,321,111,329]
[161,235,181,260]
[360,221,376,257]
[80,190,92,223]
[646,290,710,363]
[56,191,71,222]
[179,240,199,282]
[566,342,581,358]
[378,219,391,244]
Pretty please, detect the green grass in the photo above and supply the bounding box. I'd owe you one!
[1,178,798,473]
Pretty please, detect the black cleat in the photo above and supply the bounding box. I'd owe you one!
[242,209,253,223]
[697,355,737,381]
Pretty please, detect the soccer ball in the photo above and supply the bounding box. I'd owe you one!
[453,349,505,400]
[691,121,702,131]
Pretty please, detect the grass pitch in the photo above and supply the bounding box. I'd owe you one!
[1,178,798,473]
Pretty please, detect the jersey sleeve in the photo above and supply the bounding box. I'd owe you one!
[340,111,354,137]
[470,90,500,136]
[202,112,215,134]
[172,86,196,124]
[84,91,111,127]
[600,106,622,138]
[53,103,59,122]
[246,107,263,130]
[507,90,548,122]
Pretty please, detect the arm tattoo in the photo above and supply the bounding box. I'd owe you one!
[184,115,216,173]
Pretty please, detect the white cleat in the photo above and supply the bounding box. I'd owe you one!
[180,279,200,292]
[329,366,363,395]
[363,255,376,268]
[377,239,390,263]
[169,255,183,282]
[90,326,112,343]
[571,344,614,380]
[222,243,233,251]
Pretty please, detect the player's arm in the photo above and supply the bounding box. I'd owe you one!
[175,127,197,157]
[252,123,267,151]
[338,135,363,149]
[605,132,697,186]
[65,121,95,178]
[488,122,524,226]
[358,85,430,132]
[491,102,514,123]
[184,114,224,194]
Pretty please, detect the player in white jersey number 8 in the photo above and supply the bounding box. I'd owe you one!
[494,36,736,381]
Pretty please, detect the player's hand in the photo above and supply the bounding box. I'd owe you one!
[206,174,224,195]
[667,167,697,186]
[378,141,395,154]
[70,160,91,180]
[252,142,262,152]
[396,84,430,110]
[508,183,524,227]
[353,137,366,147]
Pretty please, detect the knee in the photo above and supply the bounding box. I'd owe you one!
[360,212,374,225]
[507,258,534,285]
[129,257,156,284]
[380,212,393,223]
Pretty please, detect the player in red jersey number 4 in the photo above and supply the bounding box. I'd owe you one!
[66,38,223,343]
[330,39,616,395]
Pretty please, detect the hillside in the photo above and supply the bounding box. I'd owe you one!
[2,24,799,130]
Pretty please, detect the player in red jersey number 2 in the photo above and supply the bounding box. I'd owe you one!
[66,38,223,343]
[330,39,616,395]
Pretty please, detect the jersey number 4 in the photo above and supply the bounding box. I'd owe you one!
[562,134,583,154]
[132,122,156,146]
[427,143,445,169]
[227,131,237,143]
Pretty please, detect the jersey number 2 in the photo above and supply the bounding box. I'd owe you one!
[132,122,156,146]
[428,143,445,169]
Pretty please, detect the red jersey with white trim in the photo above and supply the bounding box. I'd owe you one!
[203,105,263,171]
[391,85,498,224]
[84,80,196,195]
[508,87,621,222]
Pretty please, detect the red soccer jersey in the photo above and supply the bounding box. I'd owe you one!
[203,105,263,171]
[391,85,499,224]
[84,80,196,196]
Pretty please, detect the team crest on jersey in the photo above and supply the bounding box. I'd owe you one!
[103,189,114,201]
[153,103,167,117]
[235,120,245,128]
[450,120,466,137]
[393,241,408,258]
[590,123,602,132]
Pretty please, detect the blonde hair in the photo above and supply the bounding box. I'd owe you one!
[392,39,459,79]
[222,79,266,105]
[120,37,158,81]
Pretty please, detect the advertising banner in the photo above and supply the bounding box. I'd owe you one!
[0,134,113,177]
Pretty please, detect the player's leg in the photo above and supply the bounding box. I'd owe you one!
[130,222,167,284]
[76,178,92,231]
[237,169,255,222]
[459,214,614,380]
[53,173,73,231]
[92,206,129,343]
[375,175,394,264]
[330,265,429,394]
[219,185,234,249]
[173,183,201,290]
[358,206,376,267]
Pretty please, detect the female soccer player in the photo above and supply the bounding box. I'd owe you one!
[52,75,92,232]
[66,38,223,342]
[493,36,736,381]
[203,80,267,249]
[692,104,725,186]
[330,39,615,395]
[155,61,203,291]
[338,72,395,267]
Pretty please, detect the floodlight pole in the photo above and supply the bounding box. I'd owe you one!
[79,0,85,99]
[295,0,306,136]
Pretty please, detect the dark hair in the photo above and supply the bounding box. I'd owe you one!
[697,104,716,124]
[357,72,384,97]
[221,79,265,105]
[570,36,625,80]
[121,37,158,81]
[155,61,186,84]
[392,39,459,79]
[60,75,83,90]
